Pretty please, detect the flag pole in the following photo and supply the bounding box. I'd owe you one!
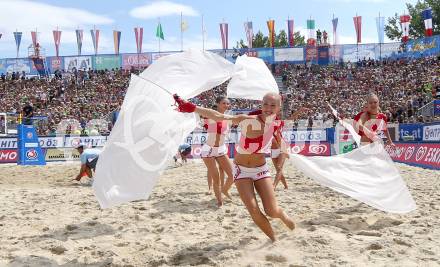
[180,12,183,51]
[379,12,382,60]
[356,13,359,62]
[158,18,161,53]
[202,14,205,51]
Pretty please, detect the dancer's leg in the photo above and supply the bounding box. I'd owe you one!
[202,158,222,206]
[235,179,275,241]
[255,178,295,231]
[216,155,234,199]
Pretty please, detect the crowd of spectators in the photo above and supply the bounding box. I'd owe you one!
[0,68,128,135]
[0,55,439,136]
[279,56,440,125]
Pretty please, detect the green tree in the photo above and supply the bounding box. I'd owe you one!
[385,0,439,41]
[293,31,306,46]
[275,30,288,47]
[250,30,306,48]
[252,31,267,48]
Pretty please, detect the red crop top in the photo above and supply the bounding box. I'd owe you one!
[353,111,387,137]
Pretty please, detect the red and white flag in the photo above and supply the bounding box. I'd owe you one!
[134,27,143,54]
[53,30,62,57]
[400,15,410,42]
[353,16,362,43]
[31,31,38,47]
[220,23,228,50]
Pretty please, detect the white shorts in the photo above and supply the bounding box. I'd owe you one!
[233,163,271,182]
[271,149,281,158]
[200,144,228,158]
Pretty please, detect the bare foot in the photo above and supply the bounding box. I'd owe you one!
[282,216,295,230]
[217,201,223,207]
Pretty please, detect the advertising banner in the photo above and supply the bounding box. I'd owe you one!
[289,142,331,156]
[274,48,304,62]
[282,130,327,143]
[377,43,400,59]
[305,46,318,63]
[0,58,35,75]
[64,136,107,148]
[434,100,440,115]
[151,52,176,62]
[406,35,440,58]
[385,142,440,169]
[317,46,330,65]
[399,123,424,141]
[94,55,121,70]
[46,57,64,73]
[45,148,80,162]
[121,54,151,70]
[423,124,440,141]
[256,48,274,63]
[343,44,376,62]
[0,149,18,163]
[64,56,92,72]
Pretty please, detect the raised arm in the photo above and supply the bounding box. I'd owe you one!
[174,94,253,125]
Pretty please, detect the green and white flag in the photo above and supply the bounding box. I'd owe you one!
[156,23,164,40]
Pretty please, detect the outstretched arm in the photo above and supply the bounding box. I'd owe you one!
[174,94,253,124]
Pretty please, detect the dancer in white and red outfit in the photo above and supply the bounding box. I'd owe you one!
[174,92,295,241]
[200,96,235,206]
[353,93,394,146]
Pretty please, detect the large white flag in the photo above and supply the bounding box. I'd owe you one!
[140,49,235,99]
[227,55,278,100]
[93,50,235,208]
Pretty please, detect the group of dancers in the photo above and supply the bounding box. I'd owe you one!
[174,92,392,241]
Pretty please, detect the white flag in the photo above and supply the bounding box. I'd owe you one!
[93,49,236,208]
[227,55,278,100]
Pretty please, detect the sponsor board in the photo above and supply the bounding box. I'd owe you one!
[64,56,92,72]
[45,148,80,162]
[399,123,424,141]
[283,130,327,142]
[274,48,304,62]
[63,136,107,148]
[0,149,18,163]
[1,137,70,149]
[121,54,151,69]
[289,142,331,156]
[423,124,440,142]
[385,142,440,169]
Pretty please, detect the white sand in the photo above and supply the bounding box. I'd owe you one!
[0,161,439,266]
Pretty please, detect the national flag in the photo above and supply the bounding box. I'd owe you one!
[376,16,385,44]
[76,29,83,56]
[353,16,362,43]
[220,22,228,50]
[267,20,275,47]
[422,8,433,37]
[53,30,62,57]
[181,20,189,32]
[113,30,121,55]
[156,23,164,40]
[90,28,100,54]
[287,19,294,47]
[306,19,316,45]
[244,21,253,48]
[31,31,38,47]
[400,15,410,43]
[13,31,22,58]
[134,27,143,54]
[332,17,338,44]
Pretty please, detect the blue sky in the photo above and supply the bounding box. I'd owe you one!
[0,0,416,58]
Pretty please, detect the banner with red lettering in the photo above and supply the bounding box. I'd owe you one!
[385,142,440,170]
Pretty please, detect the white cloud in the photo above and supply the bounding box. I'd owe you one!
[130,1,199,20]
[0,0,114,56]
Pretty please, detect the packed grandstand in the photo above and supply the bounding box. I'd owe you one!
[0,54,439,137]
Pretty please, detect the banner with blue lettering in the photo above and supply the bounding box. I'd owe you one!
[17,124,46,165]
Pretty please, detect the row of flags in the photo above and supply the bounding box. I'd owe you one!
[1,8,435,57]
